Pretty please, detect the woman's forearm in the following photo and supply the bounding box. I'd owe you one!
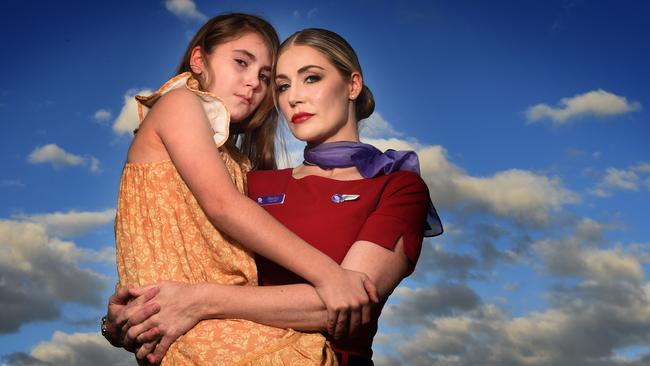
[194,282,328,331]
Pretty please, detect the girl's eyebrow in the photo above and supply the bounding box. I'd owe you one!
[275,65,325,80]
[233,49,256,60]
[233,49,271,71]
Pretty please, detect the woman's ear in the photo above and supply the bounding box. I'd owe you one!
[189,46,205,74]
[348,72,363,100]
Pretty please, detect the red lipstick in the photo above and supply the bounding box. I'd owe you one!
[291,112,314,124]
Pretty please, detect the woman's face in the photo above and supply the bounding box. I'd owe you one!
[195,32,272,123]
[275,45,358,144]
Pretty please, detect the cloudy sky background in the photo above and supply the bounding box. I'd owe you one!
[1,1,649,365]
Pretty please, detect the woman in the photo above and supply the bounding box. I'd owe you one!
[107,28,442,365]
[107,13,378,365]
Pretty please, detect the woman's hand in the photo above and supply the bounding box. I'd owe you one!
[313,268,379,340]
[122,281,206,364]
[103,286,161,351]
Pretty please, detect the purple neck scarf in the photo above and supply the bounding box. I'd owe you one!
[303,141,443,237]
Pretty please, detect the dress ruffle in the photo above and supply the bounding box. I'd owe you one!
[135,72,231,147]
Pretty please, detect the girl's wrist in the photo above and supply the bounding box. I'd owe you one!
[312,262,343,287]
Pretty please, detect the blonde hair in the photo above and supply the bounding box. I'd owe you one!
[277,28,375,121]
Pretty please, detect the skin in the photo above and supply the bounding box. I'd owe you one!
[105,32,380,364]
[189,32,270,123]
[119,43,413,364]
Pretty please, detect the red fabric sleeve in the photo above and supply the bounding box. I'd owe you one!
[356,172,430,274]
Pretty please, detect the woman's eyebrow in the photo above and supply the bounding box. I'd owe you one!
[297,65,325,74]
[275,65,325,80]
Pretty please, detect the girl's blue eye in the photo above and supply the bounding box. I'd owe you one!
[259,73,270,84]
[235,59,247,67]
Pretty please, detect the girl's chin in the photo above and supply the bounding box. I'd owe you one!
[229,113,251,124]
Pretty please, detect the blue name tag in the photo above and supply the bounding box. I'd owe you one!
[256,193,286,206]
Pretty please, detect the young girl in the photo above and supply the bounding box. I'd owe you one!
[108,28,442,365]
[107,14,378,365]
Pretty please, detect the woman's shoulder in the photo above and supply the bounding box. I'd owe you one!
[382,170,427,187]
[247,168,293,181]
[375,170,429,199]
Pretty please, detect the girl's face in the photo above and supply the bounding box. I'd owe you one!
[192,32,272,123]
[275,45,360,145]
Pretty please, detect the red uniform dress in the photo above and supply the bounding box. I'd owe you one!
[247,168,430,359]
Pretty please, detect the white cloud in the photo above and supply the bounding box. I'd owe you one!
[526,89,641,125]
[626,242,650,264]
[112,88,151,136]
[589,163,650,197]
[2,331,133,366]
[632,162,650,174]
[164,0,207,21]
[602,167,639,190]
[363,138,580,226]
[381,283,650,366]
[14,209,115,238]
[384,283,480,325]
[28,144,84,168]
[89,157,102,174]
[359,112,404,139]
[93,109,111,123]
[27,144,101,173]
[0,220,110,333]
[535,219,644,283]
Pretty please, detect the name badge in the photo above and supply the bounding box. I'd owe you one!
[256,193,286,206]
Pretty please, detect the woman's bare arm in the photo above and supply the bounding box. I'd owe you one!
[195,238,410,332]
[123,238,410,363]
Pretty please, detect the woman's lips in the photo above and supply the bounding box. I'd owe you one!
[291,112,314,124]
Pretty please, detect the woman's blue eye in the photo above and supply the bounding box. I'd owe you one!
[259,73,270,84]
[305,75,321,83]
[235,59,247,67]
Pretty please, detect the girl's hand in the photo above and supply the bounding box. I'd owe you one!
[122,281,205,364]
[313,268,379,339]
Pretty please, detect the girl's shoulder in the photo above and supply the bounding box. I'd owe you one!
[137,74,230,147]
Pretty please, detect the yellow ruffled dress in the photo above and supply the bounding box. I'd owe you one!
[114,73,336,365]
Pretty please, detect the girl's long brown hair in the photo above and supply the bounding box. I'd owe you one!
[177,13,280,170]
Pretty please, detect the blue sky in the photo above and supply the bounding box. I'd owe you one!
[1,1,649,365]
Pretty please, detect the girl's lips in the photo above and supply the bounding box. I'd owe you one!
[291,112,314,124]
[236,95,251,105]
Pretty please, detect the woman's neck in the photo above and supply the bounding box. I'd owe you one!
[291,164,363,181]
